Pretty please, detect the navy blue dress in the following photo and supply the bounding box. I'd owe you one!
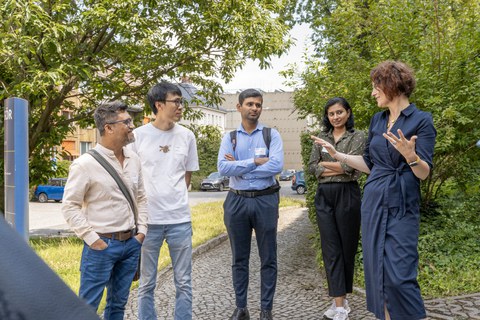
[362,104,436,320]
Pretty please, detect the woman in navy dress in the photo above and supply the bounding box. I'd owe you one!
[312,61,436,320]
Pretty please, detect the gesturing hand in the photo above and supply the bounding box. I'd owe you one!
[310,135,337,157]
[383,129,417,160]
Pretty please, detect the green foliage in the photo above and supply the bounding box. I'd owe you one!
[186,124,222,190]
[417,190,480,296]
[54,160,71,178]
[300,131,318,226]
[0,0,295,210]
[292,0,480,207]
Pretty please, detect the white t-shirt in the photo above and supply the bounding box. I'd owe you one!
[129,123,199,225]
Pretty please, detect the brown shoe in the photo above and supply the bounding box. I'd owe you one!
[230,307,250,320]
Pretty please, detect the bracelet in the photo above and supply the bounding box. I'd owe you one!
[408,155,421,167]
[340,154,348,165]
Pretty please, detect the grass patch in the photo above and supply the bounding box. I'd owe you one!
[31,196,304,314]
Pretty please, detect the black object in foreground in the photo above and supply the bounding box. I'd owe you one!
[0,217,100,320]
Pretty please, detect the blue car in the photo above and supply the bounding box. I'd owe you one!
[34,178,67,203]
[291,171,306,195]
[279,169,296,181]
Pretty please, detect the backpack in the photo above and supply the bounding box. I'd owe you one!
[230,127,272,153]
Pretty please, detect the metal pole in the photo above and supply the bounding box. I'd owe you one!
[4,97,29,240]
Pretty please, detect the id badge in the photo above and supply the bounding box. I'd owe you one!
[255,147,267,158]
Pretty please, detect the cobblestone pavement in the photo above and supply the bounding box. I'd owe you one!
[124,207,480,319]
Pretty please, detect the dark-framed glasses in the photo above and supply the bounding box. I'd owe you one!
[164,99,185,108]
[106,118,133,126]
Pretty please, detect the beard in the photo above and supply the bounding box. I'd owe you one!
[124,132,135,145]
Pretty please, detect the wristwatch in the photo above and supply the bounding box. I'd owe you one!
[408,155,421,167]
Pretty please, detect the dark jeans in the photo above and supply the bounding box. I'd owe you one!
[314,182,361,297]
[223,190,279,311]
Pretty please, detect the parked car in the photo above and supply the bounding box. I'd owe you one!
[279,169,296,181]
[200,172,229,192]
[34,178,67,203]
[291,171,306,195]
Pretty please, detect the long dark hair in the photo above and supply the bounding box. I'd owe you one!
[322,97,355,132]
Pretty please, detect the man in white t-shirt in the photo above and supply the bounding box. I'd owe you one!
[130,82,199,320]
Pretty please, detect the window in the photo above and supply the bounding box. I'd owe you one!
[80,141,92,155]
[62,111,73,120]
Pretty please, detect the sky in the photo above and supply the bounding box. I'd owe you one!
[218,24,313,92]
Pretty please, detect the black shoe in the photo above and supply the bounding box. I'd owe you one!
[230,307,250,320]
[259,310,273,320]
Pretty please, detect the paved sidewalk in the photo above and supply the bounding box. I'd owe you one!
[124,207,480,319]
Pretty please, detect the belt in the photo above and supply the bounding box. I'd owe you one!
[230,185,280,198]
[97,230,134,241]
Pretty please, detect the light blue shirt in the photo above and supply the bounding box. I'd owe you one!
[217,123,284,191]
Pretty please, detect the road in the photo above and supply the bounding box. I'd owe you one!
[28,180,304,236]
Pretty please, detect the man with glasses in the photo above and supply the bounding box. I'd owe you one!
[129,81,199,320]
[62,101,148,319]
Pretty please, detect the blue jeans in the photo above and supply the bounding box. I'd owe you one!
[79,236,141,320]
[137,222,192,320]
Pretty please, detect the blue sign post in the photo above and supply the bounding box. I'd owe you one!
[4,97,29,240]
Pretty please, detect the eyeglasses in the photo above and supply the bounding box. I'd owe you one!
[106,118,133,126]
[164,99,185,108]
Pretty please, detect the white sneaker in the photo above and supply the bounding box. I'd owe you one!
[323,299,351,319]
[333,310,349,320]
[323,300,337,319]
[343,299,351,314]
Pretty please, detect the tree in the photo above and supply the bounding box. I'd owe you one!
[187,124,223,190]
[0,0,295,211]
[291,0,480,207]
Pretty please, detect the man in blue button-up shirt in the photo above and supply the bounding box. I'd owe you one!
[218,89,284,320]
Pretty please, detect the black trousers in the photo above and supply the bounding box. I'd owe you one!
[223,190,279,310]
[314,181,361,297]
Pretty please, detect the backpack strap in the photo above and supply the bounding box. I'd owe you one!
[262,127,271,150]
[230,127,272,152]
[230,130,237,152]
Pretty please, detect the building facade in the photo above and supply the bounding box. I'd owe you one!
[177,79,227,132]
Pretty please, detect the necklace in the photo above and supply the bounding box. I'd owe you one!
[387,117,398,129]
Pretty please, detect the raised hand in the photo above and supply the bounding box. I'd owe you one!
[382,129,417,161]
[310,135,337,157]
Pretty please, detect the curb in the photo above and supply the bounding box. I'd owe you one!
[193,233,229,259]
